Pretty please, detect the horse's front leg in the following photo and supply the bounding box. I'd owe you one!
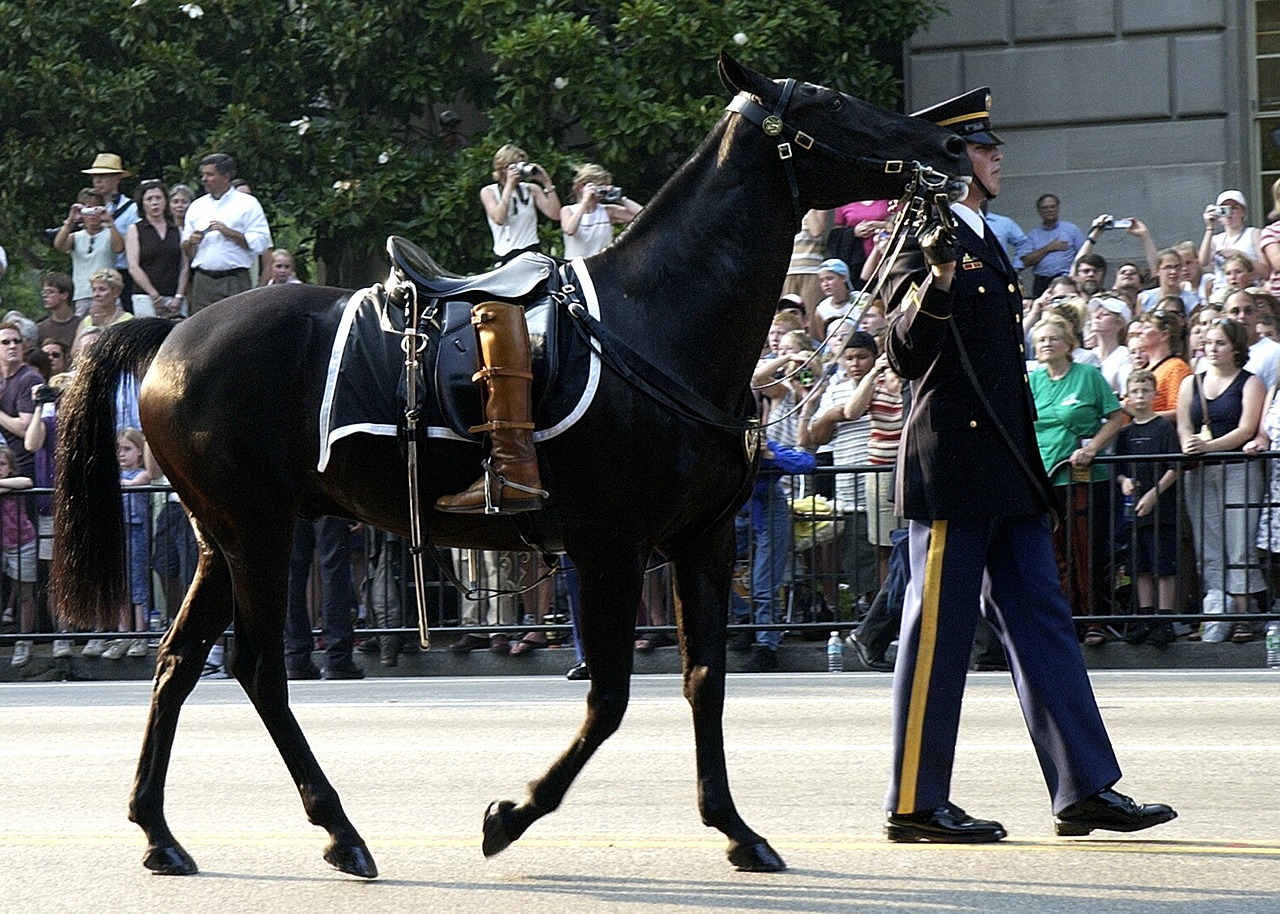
[673,520,786,872]
[483,545,644,858]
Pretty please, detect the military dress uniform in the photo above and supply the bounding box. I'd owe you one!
[879,88,1136,830]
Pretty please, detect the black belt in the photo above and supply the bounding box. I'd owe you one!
[195,267,249,279]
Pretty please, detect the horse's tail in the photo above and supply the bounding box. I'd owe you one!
[53,318,177,630]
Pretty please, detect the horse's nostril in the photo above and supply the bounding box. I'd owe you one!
[945,135,967,156]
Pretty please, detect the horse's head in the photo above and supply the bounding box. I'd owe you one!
[718,53,971,211]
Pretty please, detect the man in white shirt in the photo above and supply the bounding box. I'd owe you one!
[182,153,272,312]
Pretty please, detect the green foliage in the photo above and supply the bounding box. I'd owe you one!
[0,0,943,290]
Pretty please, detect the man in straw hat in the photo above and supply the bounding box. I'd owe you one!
[81,153,139,299]
[877,87,1176,845]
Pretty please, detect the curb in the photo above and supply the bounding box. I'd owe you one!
[0,639,1273,683]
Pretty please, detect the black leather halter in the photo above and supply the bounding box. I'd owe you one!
[726,79,915,221]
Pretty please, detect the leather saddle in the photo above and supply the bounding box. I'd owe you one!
[384,236,577,442]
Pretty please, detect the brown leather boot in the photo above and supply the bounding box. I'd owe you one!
[436,302,548,514]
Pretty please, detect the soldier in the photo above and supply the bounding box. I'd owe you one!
[879,87,1176,843]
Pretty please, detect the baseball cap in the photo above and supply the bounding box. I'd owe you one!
[1216,190,1247,208]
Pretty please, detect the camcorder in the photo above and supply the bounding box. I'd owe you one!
[1101,217,1133,230]
[33,384,63,405]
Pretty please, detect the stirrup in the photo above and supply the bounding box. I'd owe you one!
[481,458,549,515]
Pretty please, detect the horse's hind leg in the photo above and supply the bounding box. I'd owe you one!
[129,535,233,875]
[482,548,644,858]
[223,523,376,879]
[673,523,785,871]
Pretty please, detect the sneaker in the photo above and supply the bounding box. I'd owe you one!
[200,662,229,680]
[728,629,755,654]
[102,639,130,660]
[565,661,589,681]
[742,645,779,673]
[127,638,149,658]
[81,639,107,657]
[51,640,73,659]
[11,640,32,668]
[1083,625,1107,647]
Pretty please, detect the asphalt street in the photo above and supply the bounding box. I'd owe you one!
[0,671,1277,914]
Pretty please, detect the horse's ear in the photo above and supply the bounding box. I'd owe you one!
[719,52,776,102]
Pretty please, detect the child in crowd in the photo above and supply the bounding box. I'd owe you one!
[1115,370,1181,645]
[264,249,302,285]
[0,446,37,667]
[108,427,152,660]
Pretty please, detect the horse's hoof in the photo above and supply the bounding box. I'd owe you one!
[323,840,378,879]
[143,843,199,876]
[727,840,787,872]
[482,800,518,858]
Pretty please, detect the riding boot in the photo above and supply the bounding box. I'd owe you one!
[436,302,548,514]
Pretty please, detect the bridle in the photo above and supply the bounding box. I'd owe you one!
[726,79,959,222]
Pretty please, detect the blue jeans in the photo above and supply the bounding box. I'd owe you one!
[733,485,793,650]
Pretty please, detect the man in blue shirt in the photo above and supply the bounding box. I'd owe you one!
[1024,194,1086,296]
[982,206,1032,273]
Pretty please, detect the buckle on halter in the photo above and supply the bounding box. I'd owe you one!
[778,142,793,160]
[794,131,813,150]
[762,115,784,136]
[884,160,904,174]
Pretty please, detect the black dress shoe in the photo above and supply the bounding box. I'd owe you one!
[886,802,1007,843]
[741,646,779,673]
[322,660,365,680]
[1054,788,1177,836]
[286,661,322,680]
[565,661,589,681]
[849,630,893,672]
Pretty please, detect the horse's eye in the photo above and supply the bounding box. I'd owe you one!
[826,96,843,111]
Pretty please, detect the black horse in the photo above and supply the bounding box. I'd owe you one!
[53,55,968,878]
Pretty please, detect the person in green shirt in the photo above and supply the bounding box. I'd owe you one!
[1029,314,1127,639]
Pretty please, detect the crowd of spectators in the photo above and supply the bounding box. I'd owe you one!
[8,143,1280,674]
[746,183,1280,669]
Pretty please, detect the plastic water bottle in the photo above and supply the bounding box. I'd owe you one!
[1266,621,1280,669]
[1123,493,1134,522]
[826,631,843,673]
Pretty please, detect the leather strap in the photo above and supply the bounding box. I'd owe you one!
[566,301,752,433]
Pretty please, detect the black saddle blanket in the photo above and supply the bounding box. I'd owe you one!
[318,261,602,471]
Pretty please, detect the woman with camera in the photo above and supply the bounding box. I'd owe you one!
[52,189,123,315]
[1199,191,1263,302]
[481,144,561,267]
[559,162,642,259]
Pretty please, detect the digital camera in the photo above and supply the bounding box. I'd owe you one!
[1210,205,1231,218]
[518,163,539,179]
[599,186,624,204]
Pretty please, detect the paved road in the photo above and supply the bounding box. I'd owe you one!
[1,671,1277,914]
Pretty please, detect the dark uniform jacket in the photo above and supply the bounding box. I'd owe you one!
[883,210,1054,521]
